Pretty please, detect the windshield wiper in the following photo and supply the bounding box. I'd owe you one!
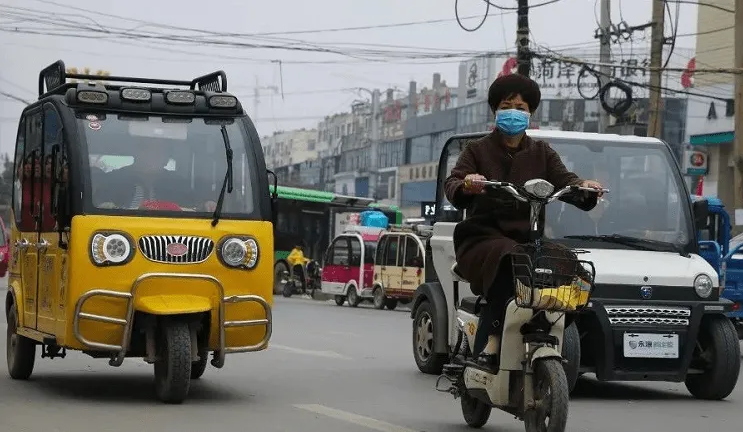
[563,234,687,256]
[211,124,234,227]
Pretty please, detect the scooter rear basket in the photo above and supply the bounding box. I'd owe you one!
[509,242,596,312]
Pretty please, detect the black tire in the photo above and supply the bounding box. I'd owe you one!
[373,286,386,310]
[347,287,361,308]
[273,262,289,295]
[561,321,581,394]
[412,300,448,374]
[154,321,192,404]
[385,299,398,310]
[282,282,294,298]
[685,315,741,400]
[524,359,569,432]
[6,307,35,380]
[334,295,346,306]
[190,349,208,380]
[461,391,492,428]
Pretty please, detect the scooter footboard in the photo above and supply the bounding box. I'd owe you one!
[463,366,511,406]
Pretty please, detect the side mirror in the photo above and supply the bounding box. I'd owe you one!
[267,169,278,221]
[692,199,709,230]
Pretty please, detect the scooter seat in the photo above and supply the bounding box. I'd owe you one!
[460,296,486,315]
[450,263,469,283]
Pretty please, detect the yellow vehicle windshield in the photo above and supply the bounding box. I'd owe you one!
[80,114,262,219]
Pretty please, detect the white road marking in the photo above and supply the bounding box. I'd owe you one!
[270,344,352,360]
[294,404,416,432]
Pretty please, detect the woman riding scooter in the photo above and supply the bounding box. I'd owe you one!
[444,73,604,367]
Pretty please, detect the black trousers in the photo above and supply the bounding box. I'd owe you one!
[472,258,514,356]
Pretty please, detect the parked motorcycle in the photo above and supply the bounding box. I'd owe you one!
[281,259,321,299]
[435,178,606,431]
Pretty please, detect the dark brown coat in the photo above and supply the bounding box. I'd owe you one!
[444,130,596,296]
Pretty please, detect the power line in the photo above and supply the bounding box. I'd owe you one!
[483,0,564,10]
[676,24,734,37]
[664,0,734,14]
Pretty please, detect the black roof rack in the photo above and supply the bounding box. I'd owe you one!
[37,60,228,99]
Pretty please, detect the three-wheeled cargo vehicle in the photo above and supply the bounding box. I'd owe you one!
[5,61,274,403]
[412,130,740,403]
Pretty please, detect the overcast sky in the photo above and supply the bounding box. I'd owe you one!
[0,0,698,156]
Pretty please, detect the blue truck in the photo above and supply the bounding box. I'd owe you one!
[692,195,743,338]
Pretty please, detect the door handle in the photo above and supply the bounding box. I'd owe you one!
[15,238,30,250]
[36,239,50,253]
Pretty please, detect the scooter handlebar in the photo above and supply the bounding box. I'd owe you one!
[467,178,609,203]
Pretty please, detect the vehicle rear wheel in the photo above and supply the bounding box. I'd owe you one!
[373,287,386,310]
[6,307,35,380]
[154,321,192,404]
[412,300,447,374]
[524,358,569,432]
[461,391,491,428]
[347,287,361,307]
[274,262,289,295]
[561,321,581,394]
[190,348,208,380]
[685,315,741,400]
[334,295,345,306]
[282,282,294,298]
[385,299,398,310]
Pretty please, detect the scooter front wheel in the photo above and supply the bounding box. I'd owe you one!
[524,359,569,432]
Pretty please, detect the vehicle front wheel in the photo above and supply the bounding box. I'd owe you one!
[190,348,208,380]
[461,391,491,428]
[385,299,398,310]
[562,321,581,394]
[154,321,192,404]
[412,300,447,374]
[347,287,361,307]
[6,307,36,380]
[685,315,741,400]
[373,287,386,310]
[524,359,569,432]
[334,295,346,306]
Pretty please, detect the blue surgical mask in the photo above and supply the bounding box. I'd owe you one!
[495,109,530,136]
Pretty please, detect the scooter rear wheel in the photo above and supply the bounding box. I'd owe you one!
[524,359,569,432]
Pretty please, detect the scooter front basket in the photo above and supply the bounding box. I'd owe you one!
[509,243,596,312]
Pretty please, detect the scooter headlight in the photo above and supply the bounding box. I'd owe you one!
[694,274,714,298]
[523,179,555,198]
[218,236,259,269]
[90,232,134,266]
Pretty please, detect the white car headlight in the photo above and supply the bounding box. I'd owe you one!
[694,274,714,298]
[219,236,259,269]
[90,232,133,265]
[524,178,555,198]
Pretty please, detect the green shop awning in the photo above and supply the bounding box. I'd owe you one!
[689,131,734,146]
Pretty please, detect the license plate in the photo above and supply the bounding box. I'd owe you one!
[623,332,679,359]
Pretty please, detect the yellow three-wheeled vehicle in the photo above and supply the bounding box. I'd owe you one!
[5,60,275,403]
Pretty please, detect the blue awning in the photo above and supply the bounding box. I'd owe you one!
[689,131,734,146]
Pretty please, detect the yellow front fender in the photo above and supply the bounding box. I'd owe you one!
[135,294,213,315]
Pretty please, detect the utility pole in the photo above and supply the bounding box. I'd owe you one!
[368,89,381,200]
[647,0,666,139]
[733,0,743,221]
[516,0,531,76]
[597,0,611,133]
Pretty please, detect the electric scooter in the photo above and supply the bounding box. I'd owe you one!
[435,178,606,431]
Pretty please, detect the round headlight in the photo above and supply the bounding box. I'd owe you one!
[221,238,247,266]
[91,233,132,265]
[694,274,714,298]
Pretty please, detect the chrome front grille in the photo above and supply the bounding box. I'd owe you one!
[138,235,214,264]
[605,305,691,327]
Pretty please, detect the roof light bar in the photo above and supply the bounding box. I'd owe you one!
[121,88,151,102]
[165,90,195,105]
[77,90,108,104]
[209,95,237,108]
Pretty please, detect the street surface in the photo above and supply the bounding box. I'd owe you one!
[1,279,742,431]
